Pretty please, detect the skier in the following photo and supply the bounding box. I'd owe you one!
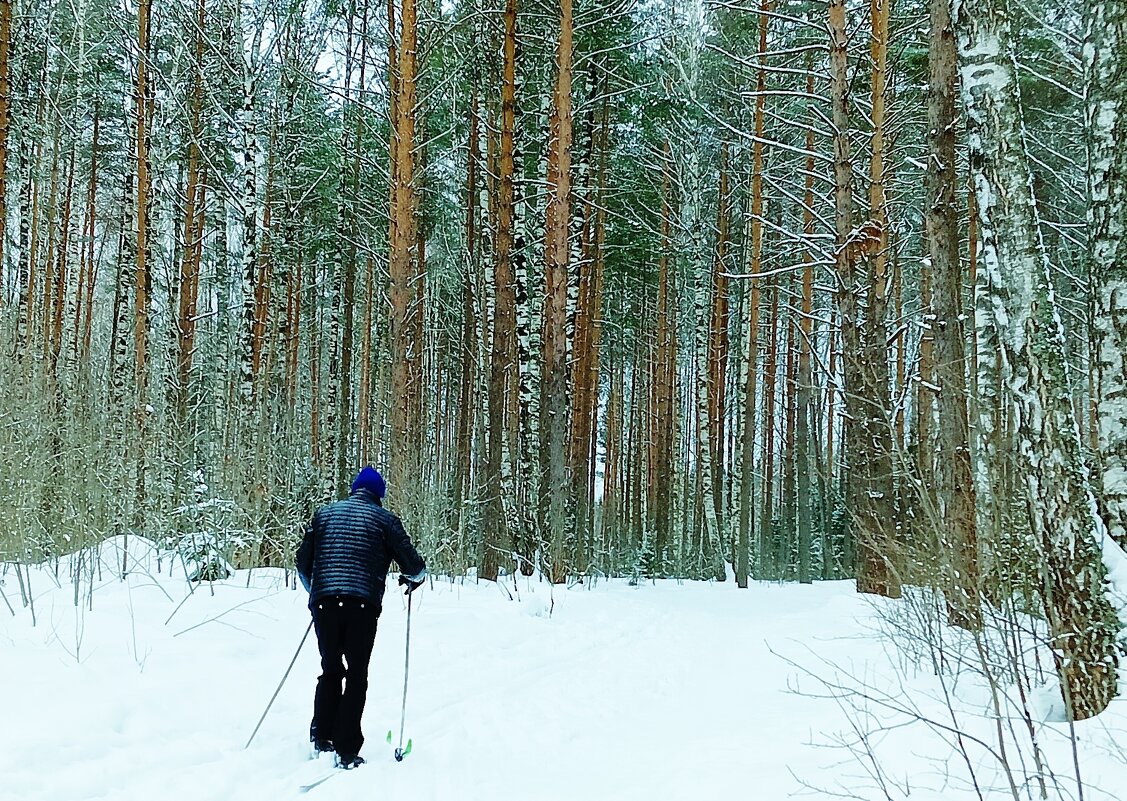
[296,466,427,769]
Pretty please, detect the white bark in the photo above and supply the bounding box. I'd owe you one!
[1087,0,1127,549]
[956,0,1125,718]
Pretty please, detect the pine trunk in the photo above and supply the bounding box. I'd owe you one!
[451,92,480,532]
[928,0,980,627]
[176,6,206,452]
[78,106,99,368]
[797,89,815,584]
[830,0,899,597]
[540,0,573,582]
[390,0,421,487]
[737,0,769,584]
[133,0,153,532]
[653,143,676,566]
[708,149,731,542]
[484,4,520,579]
[759,281,777,577]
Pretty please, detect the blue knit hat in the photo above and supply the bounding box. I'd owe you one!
[351,466,386,498]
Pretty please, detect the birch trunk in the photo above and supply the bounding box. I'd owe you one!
[0,0,9,295]
[956,0,1123,719]
[1087,0,1127,550]
[237,11,260,406]
[689,159,723,580]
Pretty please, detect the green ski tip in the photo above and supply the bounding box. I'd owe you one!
[387,730,393,744]
[404,740,412,756]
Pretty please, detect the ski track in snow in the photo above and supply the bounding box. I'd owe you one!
[3,539,1127,801]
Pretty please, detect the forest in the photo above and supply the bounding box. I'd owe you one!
[1,0,1126,740]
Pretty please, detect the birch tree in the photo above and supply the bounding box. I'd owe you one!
[0,0,9,293]
[1088,0,1127,551]
[955,0,1124,719]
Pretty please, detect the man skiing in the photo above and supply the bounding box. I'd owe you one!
[296,466,427,769]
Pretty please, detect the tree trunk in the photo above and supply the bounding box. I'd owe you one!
[176,4,206,458]
[81,122,99,369]
[540,0,573,582]
[484,0,520,579]
[708,147,731,543]
[928,0,980,628]
[586,89,610,567]
[0,0,10,299]
[917,261,935,498]
[19,92,45,352]
[797,84,815,584]
[133,0,153,532]
[49,146,75,376]
[39,129,60,360]
[652,142,676,567]
[956,0,1123,719]
[390,0,422,488]
[603,343,623,548]
[236,12,260,407]
[451,91,480,537]
[1087,0,1127,550]
[737,0,768,584]
[830,0,899,597]
[759,279,777,577]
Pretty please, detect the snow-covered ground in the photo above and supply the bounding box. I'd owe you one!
[2,539,1126,801]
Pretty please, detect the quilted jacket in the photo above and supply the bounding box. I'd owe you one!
[296,489,426,609]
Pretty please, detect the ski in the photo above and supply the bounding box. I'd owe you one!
[299,772,338,793]
[299,756,364,792]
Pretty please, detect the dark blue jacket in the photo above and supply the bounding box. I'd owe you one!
[295,489,426,610]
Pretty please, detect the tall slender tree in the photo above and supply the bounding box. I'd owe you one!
[390,0,423,487]
[737,0,770,587]
[830,0,899,598]
[927,0,980,627]
[132,0,154,534]
[541,0,574,581]
[483,0,520,581]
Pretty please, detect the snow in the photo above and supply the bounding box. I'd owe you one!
[1099,528,1127,648]
[3,540,1127,801]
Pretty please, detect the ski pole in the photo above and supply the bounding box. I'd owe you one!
[245,618,314,750]
[394,591,413,761]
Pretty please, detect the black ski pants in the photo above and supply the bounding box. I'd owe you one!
[310,596,379,757]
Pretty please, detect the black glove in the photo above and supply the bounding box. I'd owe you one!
[398,574,424,595]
